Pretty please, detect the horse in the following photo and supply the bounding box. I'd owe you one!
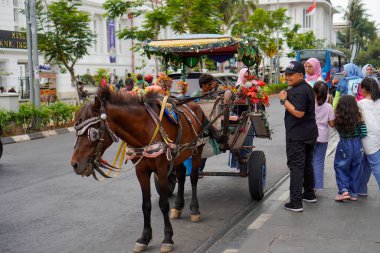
[70,85,210,253]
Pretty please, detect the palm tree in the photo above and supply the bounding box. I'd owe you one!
[343,0,378,61]
[220,0,257,34]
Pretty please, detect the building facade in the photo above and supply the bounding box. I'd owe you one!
[257,0,340,67]
[0,0,167,100]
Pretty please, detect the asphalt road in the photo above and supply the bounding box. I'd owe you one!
[0,97,288,253]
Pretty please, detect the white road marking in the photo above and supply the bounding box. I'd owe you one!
[247,213,272,230]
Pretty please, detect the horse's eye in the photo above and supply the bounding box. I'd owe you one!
[88,127,100,142]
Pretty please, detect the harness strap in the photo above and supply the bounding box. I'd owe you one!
[182,104,202,127]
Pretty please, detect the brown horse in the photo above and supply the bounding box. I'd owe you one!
[70,85,208,253]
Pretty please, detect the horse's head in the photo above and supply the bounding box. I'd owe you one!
[70,90,118,178]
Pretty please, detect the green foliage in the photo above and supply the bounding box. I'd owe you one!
[338,0,379,61]
[49,102,77,126]
[103,0,142,19]
[93,68,110,85]
[285,24,324,58]
[355,38,380,67]
[0,102,78,136]
[35,0,95,82]
[81,74,95,85]
[234,8,290,58]
[262,83,288,95]
[105,0,224,43]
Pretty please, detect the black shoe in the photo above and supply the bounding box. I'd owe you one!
[284,202,303,212]
[302,193,317,203]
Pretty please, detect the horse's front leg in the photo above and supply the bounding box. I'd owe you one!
[134,168,153,253]
[157,162,174,253]
[189,153,202,222]
[170,163,187,219]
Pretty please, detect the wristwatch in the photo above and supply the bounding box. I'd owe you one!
[280,99,287,105]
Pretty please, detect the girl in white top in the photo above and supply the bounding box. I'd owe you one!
[358,78,380,195]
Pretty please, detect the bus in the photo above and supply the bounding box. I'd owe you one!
[296,49,348,87]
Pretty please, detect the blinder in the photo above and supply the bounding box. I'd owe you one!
[88,127,100,142]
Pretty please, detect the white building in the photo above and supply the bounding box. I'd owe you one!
[0,0,167,100]
[257,0,340,67]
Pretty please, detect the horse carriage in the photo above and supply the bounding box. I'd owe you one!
[70,34,271,253]
[143,34,271,200]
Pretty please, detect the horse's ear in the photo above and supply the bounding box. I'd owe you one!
[97,85,111,100]
[94,96,101,110]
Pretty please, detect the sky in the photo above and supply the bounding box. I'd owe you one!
[331,0,380,27]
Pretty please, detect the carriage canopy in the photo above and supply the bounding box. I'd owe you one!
[142,34,261,68]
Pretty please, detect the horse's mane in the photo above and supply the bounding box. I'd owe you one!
[75,102,97,122]
[97,85,158,107]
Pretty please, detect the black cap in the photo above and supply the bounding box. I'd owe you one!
[285,61,305,76]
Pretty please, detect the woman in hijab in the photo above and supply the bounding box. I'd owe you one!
[362,64,380,87]
[236,68,250,88]
[333,63,364,109]
[304,58,324,86]
[228,67,254,176]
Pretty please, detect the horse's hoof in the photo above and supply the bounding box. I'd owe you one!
[170,208,181,219]
[190,214,201,222]
[160,243,174,253]
[133,242,148,253]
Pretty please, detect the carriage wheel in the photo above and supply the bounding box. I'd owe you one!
[248,151,266,200]
[154,170,177,197]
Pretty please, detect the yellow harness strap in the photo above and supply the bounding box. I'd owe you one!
[149,95,172,145]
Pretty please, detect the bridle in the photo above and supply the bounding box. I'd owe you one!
[73,100,119,167]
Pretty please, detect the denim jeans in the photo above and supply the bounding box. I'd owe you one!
[312,142,328,190]
[228,126,254,169]
[359,149,380,194]
[334,138,363,197]
[286,138,316,206]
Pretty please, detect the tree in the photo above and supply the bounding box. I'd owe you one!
[33,0,95,84]
[339,0,378,61]
[233,8,290,81]
[355,38,380,67]
[285,24,324,58]
[219,0,257,34]
[105,0,224,42]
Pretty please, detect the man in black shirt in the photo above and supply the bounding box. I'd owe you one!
[278,61,318,212]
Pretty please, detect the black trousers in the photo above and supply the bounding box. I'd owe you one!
[286,138,317,206]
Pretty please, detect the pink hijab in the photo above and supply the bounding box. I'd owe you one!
[237,68,249,86]
[305,58,323,83]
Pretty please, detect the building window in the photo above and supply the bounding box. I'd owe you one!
[13,8,18,22]
[303,9,312,29]
[93,19,97,53]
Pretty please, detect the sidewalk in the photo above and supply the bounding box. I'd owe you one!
[206,139,380,253]
[1,127,75,144]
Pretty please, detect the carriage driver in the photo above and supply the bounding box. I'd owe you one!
[191,73,218,98]
[191,73,222,176]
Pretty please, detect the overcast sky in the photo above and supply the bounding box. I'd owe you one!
[331,0,380,27]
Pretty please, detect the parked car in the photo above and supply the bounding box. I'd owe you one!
[168,72,238,96]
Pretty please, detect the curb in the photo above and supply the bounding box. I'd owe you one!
[194,172,290,253]
[1,127,75,145]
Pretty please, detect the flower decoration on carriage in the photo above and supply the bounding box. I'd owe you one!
[154,74,173,96]
[132,86,147,97]
[176,81,189,95]
[240,75,269,107]
[221,85,238,94]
